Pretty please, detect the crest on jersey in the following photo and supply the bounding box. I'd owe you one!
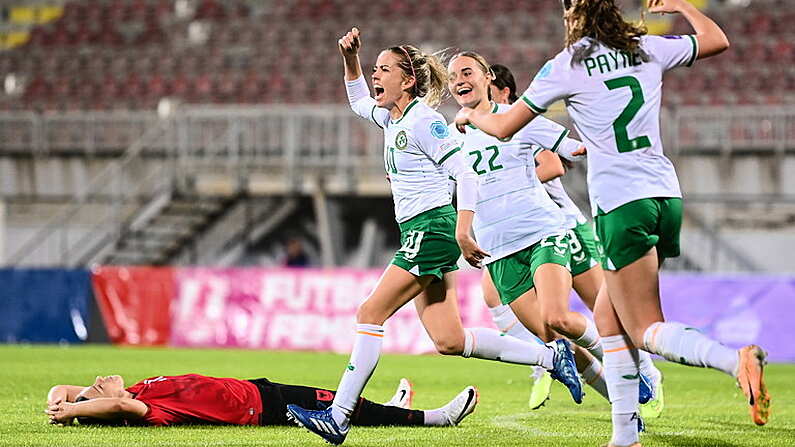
[430,121,449,139]
[395,130,408,150]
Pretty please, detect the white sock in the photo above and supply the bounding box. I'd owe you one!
[330,324,384,426]
[489,304,545,344]
[637,349,661,383]
[462,328,554,369]
[581,356,610,401]
[643,321,739,377]
[422,408,449,426]
[574,315,603,360]
[603,334,640,447]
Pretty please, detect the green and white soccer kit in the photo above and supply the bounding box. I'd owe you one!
[346,76,478,279]
[538,169,604,277]
[522,35,698,270]
[449,103,572,305]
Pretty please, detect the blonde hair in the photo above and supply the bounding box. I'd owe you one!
[388,45,449,108]
[448,50,495,100]
[564,0,648,64]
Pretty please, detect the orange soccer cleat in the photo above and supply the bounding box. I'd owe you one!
[736,345,771,426]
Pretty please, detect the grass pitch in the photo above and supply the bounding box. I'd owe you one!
[2,345,793,446]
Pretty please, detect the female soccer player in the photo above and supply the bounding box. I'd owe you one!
[447,51,646,411]
[445,49,603,388]
[484,63,665,418]
[455,0,768,445]
[45,375,476,428]
[286,28,582,445]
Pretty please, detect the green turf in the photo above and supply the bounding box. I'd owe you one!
[2,345,793,446]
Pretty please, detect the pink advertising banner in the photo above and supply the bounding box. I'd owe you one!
[170,268,795,361]
[170,268,495,354]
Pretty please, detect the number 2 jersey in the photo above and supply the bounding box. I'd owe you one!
[448,103,570,264]
[125,374,262,426]
[522,35,699,214]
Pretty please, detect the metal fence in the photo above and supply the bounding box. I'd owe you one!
[2,104,793,269]
[2,105,794,159]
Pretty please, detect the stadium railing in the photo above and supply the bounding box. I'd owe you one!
[2,105,793,269]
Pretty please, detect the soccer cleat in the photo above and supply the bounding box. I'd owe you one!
[439,386,479,426]
[638,373,654,404]
[736,345,771,426]
[528,370,553,410]
[286,405,349,445]
[548,339,584,404]
[384,378,414,409]
[640,372,665,419]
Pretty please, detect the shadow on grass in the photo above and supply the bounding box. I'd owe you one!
[647,433,741,447]
[711,420,795,437]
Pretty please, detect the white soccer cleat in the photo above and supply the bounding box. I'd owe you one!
[384,378,414,409]
[440,386,479,426]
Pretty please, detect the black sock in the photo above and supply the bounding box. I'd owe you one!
[350,398,425,427]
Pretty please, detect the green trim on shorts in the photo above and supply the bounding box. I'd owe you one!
[391,204,460,280]
[595,197,682,271]
[568,221,604,277]
[487,234,572,305]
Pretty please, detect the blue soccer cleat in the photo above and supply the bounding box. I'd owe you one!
[638,373,654,404]
[286,405,349,445]
[548,339,584,404]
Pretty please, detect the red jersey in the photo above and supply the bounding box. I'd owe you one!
[125,374,263,426]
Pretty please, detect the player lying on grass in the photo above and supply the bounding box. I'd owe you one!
[45,374,477,428]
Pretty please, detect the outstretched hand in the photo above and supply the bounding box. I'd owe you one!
[338,27,361,58]
[648,0,685,14]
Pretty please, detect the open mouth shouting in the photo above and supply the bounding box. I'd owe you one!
[374,84,385,101]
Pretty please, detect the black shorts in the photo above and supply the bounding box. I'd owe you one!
[248,378,336,426]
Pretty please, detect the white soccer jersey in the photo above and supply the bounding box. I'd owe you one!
[449,103,568,264]
[347,77,475,223]
[527,147,588,229]
[521,35,698,215]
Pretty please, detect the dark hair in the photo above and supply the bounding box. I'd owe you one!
[489,64,518,104]
[564,0,649,65]
[387,45,448,108]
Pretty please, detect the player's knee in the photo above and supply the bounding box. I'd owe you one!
[545,313,574,335]
[431,334,464,356]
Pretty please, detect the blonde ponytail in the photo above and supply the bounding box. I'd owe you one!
[388,45,450,109]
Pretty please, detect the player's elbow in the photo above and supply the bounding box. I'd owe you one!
[493,127,513,141]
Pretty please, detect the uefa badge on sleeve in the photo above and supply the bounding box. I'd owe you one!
[396,130,408,150]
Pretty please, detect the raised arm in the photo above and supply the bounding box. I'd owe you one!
[339,27,363,81]
[339,27,390,127]
[455,101,537,141]
[47,385,88,405]
[46,397,148,425]
[649,0,729,59]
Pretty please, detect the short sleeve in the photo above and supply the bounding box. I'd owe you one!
[643,34,698,71]
[415,117,462,165]
[515,115,570,152]
[520,55,571,114]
